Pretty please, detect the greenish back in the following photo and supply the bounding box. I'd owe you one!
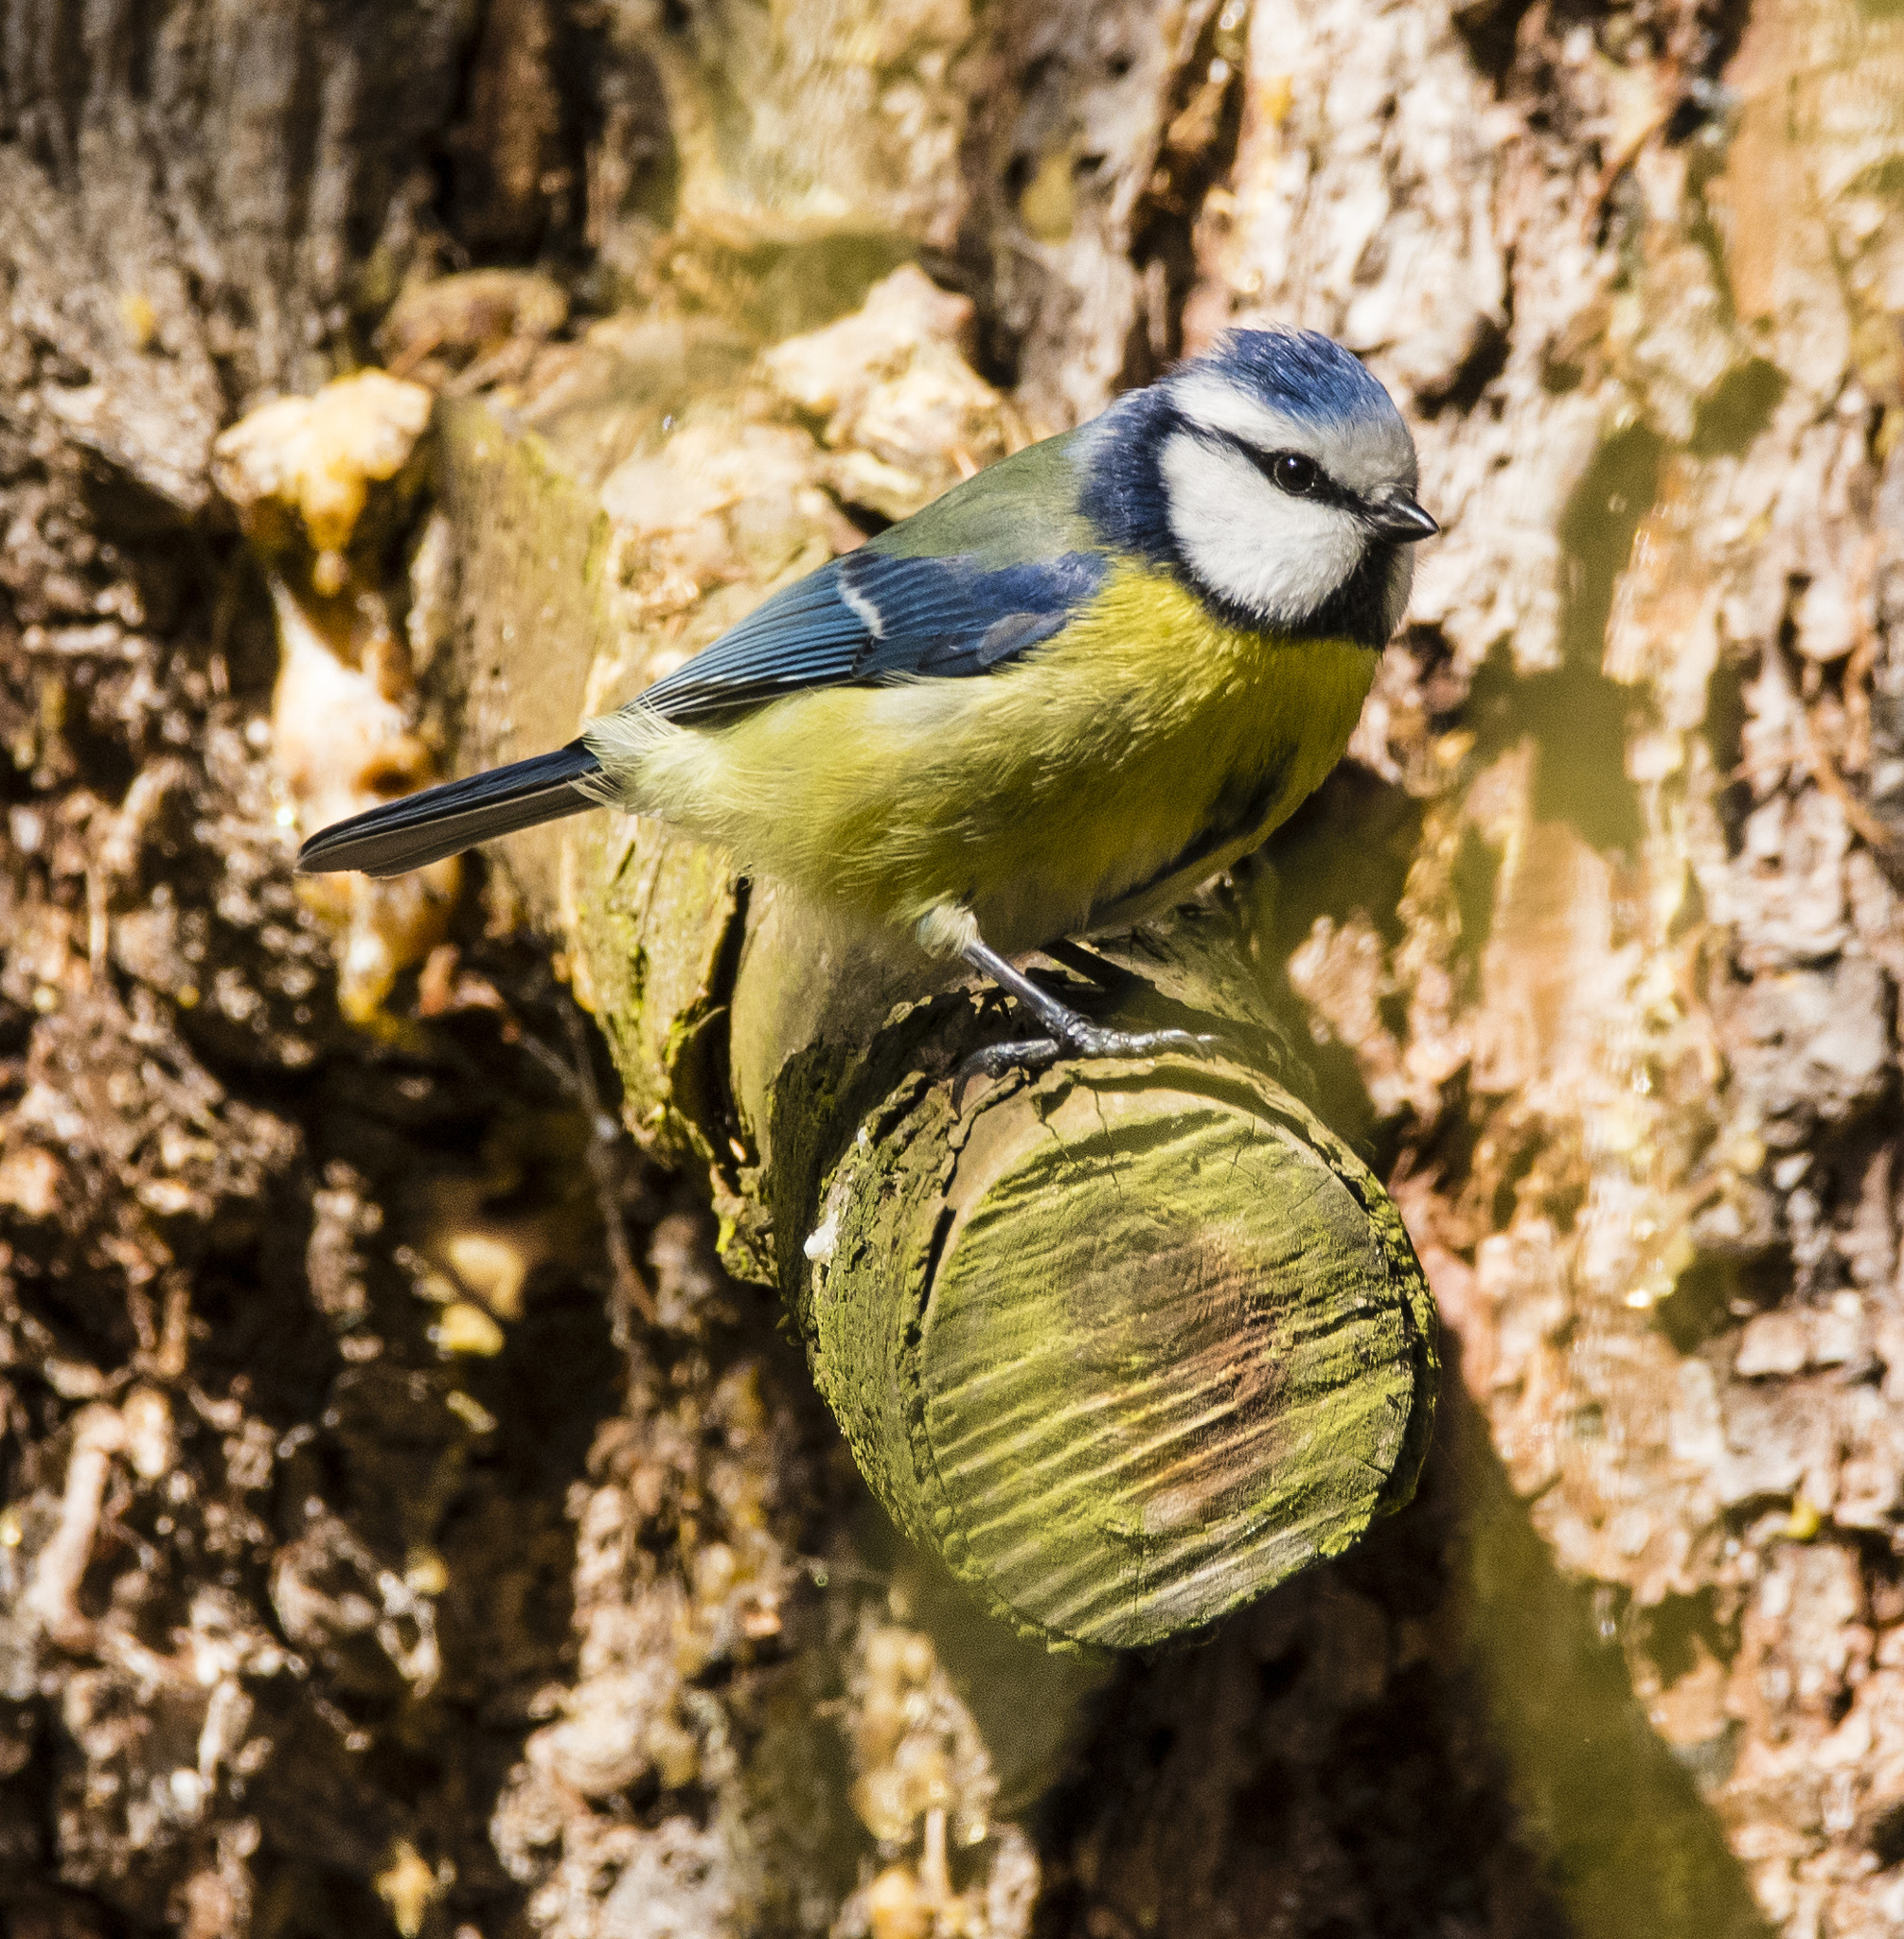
[868,428,1098,566]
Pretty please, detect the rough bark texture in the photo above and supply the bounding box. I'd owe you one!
[3,3,1903,1939]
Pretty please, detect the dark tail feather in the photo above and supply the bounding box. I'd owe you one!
[297,741,604,878]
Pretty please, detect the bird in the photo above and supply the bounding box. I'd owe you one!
[299,328,1436,1077]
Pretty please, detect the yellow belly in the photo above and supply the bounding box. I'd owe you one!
[613,562,1379,955]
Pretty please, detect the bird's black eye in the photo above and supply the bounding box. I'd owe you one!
[1269,452,1319,495]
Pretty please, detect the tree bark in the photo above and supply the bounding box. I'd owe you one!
[3,0,1902,1935]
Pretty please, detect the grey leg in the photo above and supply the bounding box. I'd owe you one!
[955,935,1210,1093]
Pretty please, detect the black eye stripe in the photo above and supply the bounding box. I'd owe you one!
[1198,426,1362,512]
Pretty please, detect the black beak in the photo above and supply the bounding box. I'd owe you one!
[1368,493,1439,543]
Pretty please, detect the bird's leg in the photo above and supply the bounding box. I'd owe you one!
[955,934,1210,1090]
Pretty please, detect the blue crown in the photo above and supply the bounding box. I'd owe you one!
[1210,329,1397,429]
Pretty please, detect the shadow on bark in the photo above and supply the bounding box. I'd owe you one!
[1030,1354,1768,1939]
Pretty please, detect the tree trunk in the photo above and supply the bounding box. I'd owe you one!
[2,2,1901,1938]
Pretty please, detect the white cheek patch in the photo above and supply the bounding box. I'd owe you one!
[1160,433,1364,624]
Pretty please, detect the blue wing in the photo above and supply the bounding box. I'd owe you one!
[637,545,1109,724]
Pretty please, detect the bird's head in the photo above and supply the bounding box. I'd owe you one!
[1082,329,1435,647]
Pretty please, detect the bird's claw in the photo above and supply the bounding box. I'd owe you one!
[951,1022,1214,1108]
[951,1036,1059,1109]
[1059,1023,1211,1061]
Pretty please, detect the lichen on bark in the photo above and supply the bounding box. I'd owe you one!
[8,0,1904,1933]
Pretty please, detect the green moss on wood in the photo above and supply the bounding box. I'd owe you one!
[799,1033,1436,1649]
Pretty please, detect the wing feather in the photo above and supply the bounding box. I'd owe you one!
[638,549,1107,721]
[633,434,1107,723]
[301,430,1107,876]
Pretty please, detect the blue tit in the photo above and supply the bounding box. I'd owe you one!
[300,328,1436,1073]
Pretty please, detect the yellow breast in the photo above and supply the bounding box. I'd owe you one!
[628,560,1379,954]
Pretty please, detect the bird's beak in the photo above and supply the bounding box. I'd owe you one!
[1368,492,1439,543]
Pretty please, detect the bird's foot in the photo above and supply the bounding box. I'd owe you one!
[947,930,1213,1106]
[952,1016,1212,1106]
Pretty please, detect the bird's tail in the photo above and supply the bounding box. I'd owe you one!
[296,740,604,877]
